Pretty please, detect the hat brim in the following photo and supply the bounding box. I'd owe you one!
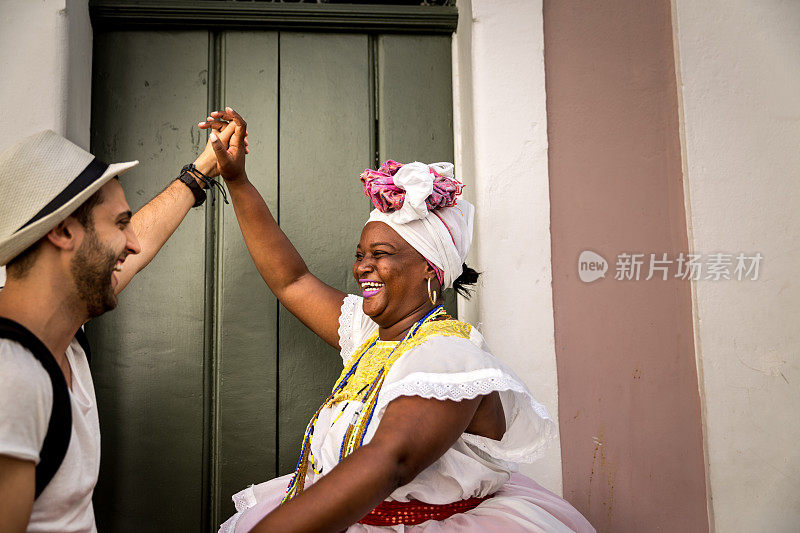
[0,160,139,266]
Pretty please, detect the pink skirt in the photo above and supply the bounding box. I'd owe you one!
[220,473,595,533]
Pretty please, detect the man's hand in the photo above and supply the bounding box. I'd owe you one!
[193,117,248,180]
[199,107,248,182]
[0,455,35,533]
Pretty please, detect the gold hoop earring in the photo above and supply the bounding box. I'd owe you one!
[427,277,437,305]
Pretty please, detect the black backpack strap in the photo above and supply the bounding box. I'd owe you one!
[74,325,91,365]
[0,318,72,499]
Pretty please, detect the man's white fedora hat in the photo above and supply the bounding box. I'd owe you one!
[0,130,138,266]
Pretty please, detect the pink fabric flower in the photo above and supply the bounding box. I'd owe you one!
[360,160,465,214]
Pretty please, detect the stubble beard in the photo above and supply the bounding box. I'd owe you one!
[70,226,119,319]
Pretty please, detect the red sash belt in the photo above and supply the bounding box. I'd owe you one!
[358,494,493,526]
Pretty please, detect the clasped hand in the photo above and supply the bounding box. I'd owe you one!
[197,107,249,182]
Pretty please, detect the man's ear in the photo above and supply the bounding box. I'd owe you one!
[46,217,81,252]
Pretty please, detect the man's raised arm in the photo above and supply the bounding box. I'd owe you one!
[113,120,245,294]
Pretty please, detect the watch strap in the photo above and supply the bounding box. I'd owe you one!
[177,165,207,207]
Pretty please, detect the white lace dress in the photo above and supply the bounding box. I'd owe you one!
[219,295,595,532]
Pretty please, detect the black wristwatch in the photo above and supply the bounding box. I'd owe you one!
[177,164,208,207]
[176,164,229,207]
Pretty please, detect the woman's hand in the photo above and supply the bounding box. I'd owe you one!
[199,106,248,183]
[192,118,246,179]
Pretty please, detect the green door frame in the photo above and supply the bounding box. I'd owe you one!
[89,0,458,34]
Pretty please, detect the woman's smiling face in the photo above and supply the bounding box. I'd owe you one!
[353,221,434,325]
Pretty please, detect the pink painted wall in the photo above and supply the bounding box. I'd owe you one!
[543,0,708,531]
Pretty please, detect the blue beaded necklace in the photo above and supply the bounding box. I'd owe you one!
[283,304,445,502]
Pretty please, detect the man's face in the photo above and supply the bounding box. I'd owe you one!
[70,180,139,318]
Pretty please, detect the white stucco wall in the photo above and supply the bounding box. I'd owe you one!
[0,0,92,151]
[673,1,800,530]
[453,0,563,494]
[0,0,91,285]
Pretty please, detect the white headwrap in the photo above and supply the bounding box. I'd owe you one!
[366,162,474,289]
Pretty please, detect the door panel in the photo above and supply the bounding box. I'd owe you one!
[217,31,280,521]
[89,29,453,531]
[377,35,458,315]
[276,32,373,475]
[89,30,210,532]
[378,35,454,164]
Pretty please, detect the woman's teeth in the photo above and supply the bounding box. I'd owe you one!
[361,281,384,297]
[113,264,122,272]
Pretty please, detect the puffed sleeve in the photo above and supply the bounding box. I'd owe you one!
[0,340,52,463]
[337,294,379,364]
[370,329,557,464]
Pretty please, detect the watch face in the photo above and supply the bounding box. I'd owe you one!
[178,171,206,206]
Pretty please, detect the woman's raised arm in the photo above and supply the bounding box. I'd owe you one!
[202,108,346,348]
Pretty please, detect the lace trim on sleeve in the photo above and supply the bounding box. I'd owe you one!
[337,294,362,363]
[375,368,557,463]
[376,368,543,410]
[218,485,257,533]
[460,415,557,464]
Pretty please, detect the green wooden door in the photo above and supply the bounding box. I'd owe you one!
[89,26,453,531]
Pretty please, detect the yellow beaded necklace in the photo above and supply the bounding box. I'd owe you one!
[283,308,472,502]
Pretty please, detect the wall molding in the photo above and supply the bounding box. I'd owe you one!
[89,1,458,34]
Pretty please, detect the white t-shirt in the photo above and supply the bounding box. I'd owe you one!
[0,335,100,533]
